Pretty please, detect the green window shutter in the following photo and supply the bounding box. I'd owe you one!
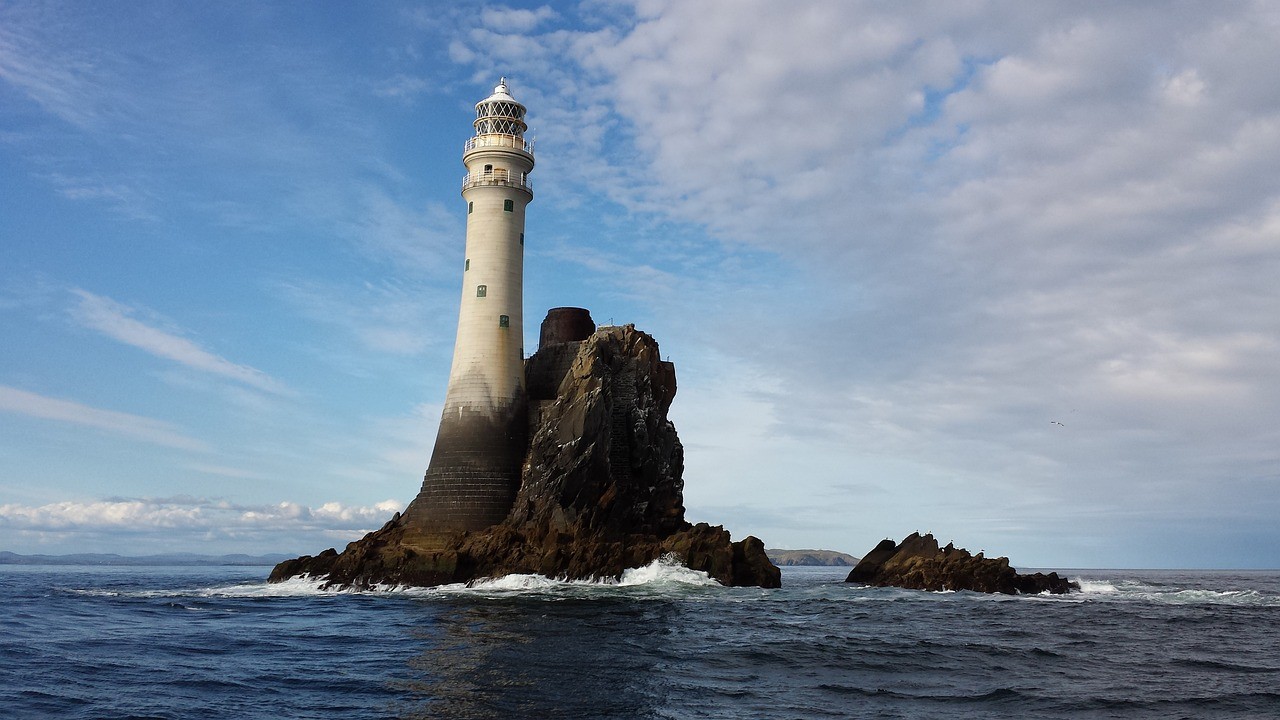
[499,314,510,328]
[504,199,513,212]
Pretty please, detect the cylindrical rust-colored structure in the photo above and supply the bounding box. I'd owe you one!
[539,307,594,348]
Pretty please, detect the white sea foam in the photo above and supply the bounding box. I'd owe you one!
[60,575,333,600]
[840,575,1279,607]
[1076,579,1119,594]
[464,573,572,591]
[200,575,332,597]
[1070,577,1279,606]
[616,553,720,587]
[386,553,721,598]
[205,571,1272,606]
[1159,588,1270,606]
[66,588,122,597]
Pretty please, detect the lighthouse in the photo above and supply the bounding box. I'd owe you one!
[400,79,534,535]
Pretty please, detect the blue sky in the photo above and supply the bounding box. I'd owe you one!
[2,1,1278,568]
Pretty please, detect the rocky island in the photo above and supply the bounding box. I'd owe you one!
[271,314,780,589]
[766,549,861,567]
[269,83,1055,597]
[846,532,1077,594]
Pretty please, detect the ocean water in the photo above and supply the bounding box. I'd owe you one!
[2,560,1278,719]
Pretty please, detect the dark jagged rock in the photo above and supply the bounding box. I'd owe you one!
[271,321,780,590]
[267,547,339,583]
[845,532,1078,595]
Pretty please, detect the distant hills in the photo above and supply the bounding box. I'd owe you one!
[0,551,291,567]
[766,549,860,567]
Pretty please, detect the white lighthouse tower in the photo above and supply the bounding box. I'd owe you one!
[401,78,534,534]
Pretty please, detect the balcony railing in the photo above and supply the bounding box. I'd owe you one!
[464,134,534,154]
[462,169,533,193]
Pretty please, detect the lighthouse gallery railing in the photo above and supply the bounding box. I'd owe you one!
[462,169,533,193]
[464,135,535,153]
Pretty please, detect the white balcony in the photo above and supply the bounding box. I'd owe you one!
[462,169,533,194]
[464,134,535,154]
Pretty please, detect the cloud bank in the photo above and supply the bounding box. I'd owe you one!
[444,0,1280,565]
[0,496,405,555]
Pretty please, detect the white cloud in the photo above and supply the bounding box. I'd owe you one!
[480,5,557,34]
[43,172,158,221]
[186,464,271,480]
[373,73,430,99]
[341,192,463,278]
[440,1,1280,564]
[448,40,476,64]
[0,496,404,538]
[0,10,126,130]
[277,277,444,358]
[68,289,292,396]
[0,385,209,452]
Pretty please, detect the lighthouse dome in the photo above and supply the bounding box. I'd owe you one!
[481,78,517,104]
[473,77,527,137]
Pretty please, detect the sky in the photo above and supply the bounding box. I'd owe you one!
[2,1,1278,568]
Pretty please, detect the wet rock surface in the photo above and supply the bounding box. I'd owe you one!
[270,323,780,589]
[845,532,1078,595]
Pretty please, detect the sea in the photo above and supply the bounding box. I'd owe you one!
[2,559,1278,719]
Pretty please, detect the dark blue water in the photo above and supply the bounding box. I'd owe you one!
[2,560,1278,719]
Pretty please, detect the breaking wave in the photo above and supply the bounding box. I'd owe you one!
[53,563,1278,607]
[130,554,723,600]
[617,553,722,587]
[1072,576,1280,606]
[425,553,721,598]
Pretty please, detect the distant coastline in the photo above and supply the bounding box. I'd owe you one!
[766,549,860,567]
[0,551,291,567]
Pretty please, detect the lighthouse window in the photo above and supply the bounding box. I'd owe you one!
[519,232,524,246]
[484,164,492,173]
[504,199,514,212]
[465,259,470,271]
[499,314,510,328]
[468,201,473,214]
[476,285,487,298]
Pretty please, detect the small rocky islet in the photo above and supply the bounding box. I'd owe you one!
[846,532,1078,595]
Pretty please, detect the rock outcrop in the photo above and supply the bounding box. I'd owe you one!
[845,532,1077,594]
[270,320,780,589]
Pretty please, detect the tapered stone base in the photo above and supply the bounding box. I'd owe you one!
[400,400,526,538]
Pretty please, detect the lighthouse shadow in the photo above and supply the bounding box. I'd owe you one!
[395,596,682,719]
